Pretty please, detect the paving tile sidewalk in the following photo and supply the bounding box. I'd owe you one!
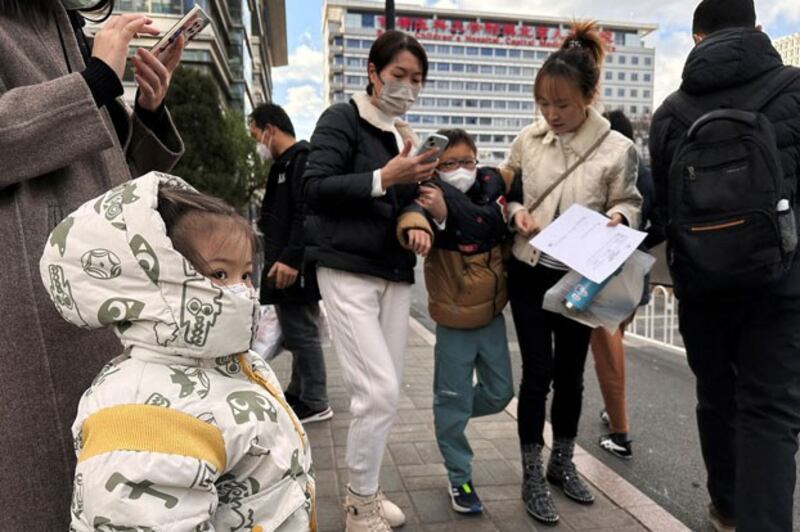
[268,321,686,532]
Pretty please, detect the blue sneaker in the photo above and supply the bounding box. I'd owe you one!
[449,481,483,514]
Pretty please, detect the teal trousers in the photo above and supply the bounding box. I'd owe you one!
[433,314,514,486]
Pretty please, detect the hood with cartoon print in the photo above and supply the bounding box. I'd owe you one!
[39,172,258,360]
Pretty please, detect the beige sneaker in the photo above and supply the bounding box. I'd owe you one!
[376,489,406,527]
[345,486,391,532]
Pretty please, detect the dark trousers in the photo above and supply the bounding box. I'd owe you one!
[276,301,329,411]
[508,259,593,446]
[680,294,800,532]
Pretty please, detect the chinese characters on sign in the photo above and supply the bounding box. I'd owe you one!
[376,16,615,49]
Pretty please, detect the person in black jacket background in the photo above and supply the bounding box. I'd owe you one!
[249,103,331,424]
[649,1,800,530]
[302,30,439,532]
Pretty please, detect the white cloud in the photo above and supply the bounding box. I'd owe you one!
[280,84,326,141]
[272,44,324,84]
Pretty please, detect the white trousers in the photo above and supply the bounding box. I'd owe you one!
[316,266,411,494]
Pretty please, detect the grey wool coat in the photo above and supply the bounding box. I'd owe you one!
[0,6,184,530]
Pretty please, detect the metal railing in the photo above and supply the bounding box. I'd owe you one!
[627,285,686,353]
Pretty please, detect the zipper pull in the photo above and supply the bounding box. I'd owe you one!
[687,166,696,181]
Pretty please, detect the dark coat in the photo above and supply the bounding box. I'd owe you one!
[0,7,183,530]
[398,168,511,328]
[303,99,420,283]
[649,28,800,298]
[258,140,320,304]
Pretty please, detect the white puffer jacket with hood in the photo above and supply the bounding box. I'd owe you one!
[39,172,315,532]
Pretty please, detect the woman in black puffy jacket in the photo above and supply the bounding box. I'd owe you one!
[302,29,438,532]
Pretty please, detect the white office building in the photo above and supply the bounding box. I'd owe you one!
[323,0,657,164]
[775,33,800,67]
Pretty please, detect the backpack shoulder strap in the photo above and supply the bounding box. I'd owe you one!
[663,90,707,128]
[742,67,800,112]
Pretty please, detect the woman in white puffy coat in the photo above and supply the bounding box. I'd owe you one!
[40,172,315,532]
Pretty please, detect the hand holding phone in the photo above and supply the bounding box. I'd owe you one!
[380,140,440,188]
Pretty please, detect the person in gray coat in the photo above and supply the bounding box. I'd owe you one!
[0,1,184,529]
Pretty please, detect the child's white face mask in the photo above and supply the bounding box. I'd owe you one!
[439,167,477,193]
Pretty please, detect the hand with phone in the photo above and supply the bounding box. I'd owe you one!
[92,13,160,80]
[380,140,439,189]
[131,34,185,111]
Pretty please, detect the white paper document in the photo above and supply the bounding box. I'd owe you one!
[530,204,647,284]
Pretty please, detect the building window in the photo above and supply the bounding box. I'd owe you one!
[437,44,451,54]
[618,72,626,81]
[451,98,464,107]
[493,83,507,92]
[510,66,521,76]
[644,73,652,82]
[495,100,507,109]
[422,115,436,124]
[362,13,375,28]
[521,101,533,110]
[406,114,420,123]
[467,47,479,56]
[453,46,465,54]
[496,66,507,75]
[466,99,479,108]
[630,105,638,114]
[346,38,359,48]
[361,40,372,49]
[480,100,492,108]
[605,71,613,80]
[510,49,521,58]
[523,50,535,60]
[644,89,651,98]
[522,67,535,78]
[631,73,639,82]
[605,88,613,97]
[451,81,465,90]
[437,116,450,124]
[619,55,627,64]
[479,134,491,142]
[631,89,638,97]
[452,116,464,124]
[479,117,491,125]
[631,56,639,65]
[436,80,449,90]
[481,47,493,57]
[521,84,533,93]
[452,63,465,72]
[606,55,613,63]
[345,75,360,86]
[334,36,343,47]
[437,63,450,72]
[436,98,449,107]
[481,65,493,74]
[645,57,653,66]
[480,82,492,91]
[334,55,343,65]
[508,100,521,110]
[509,83,521,93]
[466,117,478,125]
[617,88,625,97]
[495,48,508,57]
[536,51,549,60]
[466,82,478,91]
[493,135,505,143]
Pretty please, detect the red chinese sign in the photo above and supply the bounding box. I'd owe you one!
[376,16,616,49]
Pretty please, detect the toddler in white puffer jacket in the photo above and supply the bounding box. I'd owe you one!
[40,172,315,532]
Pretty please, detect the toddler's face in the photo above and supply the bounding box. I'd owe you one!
[187,224,254,288]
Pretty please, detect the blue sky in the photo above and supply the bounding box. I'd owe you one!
[273,0,800,140]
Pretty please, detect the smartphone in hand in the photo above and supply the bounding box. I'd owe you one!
[414,133,449,164]
[151,5,211,59]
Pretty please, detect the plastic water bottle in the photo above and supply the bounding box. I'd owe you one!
[564,275,612,312]
[777,199,797,253]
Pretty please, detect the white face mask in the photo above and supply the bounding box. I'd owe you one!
[375,78,420,116]
[256,130,272,162]
[61,0,102,9]
[221,282,259,349]
[438,167,477,194]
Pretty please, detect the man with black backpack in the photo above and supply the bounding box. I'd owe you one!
[649,1,800,531]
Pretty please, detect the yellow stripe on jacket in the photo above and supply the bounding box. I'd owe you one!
[79,404,227,471]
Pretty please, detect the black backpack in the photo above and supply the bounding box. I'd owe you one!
[663,68,800,298]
